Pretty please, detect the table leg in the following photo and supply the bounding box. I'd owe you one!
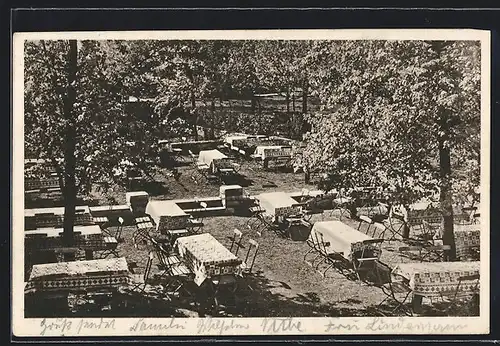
[412,294,423,314]
[85,250,94,260]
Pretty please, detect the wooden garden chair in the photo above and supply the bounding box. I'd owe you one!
[245,204,264,230]
[129,251,154,293]
[241,239,259,274]
[187,216,204,234]
[352,238,384,285]
[150,238,194,299]
[304,231,342,278]
[398,244,451,263]
[188,149,198,164]
[96,236,120,259]
[357,215,373,234]
[375,273,413,316]
[132,221,154,249]
[438,273,480,315]
[229,228,243,255]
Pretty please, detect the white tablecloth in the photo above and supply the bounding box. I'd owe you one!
[175,233,242,286]
[256,191,301,218]
[392,261,480,297]
[309,220,379,260]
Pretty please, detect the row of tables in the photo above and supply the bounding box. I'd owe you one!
[24,187,482,315]
[25,233,243,297]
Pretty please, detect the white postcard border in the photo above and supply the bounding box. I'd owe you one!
[12,29,491,337]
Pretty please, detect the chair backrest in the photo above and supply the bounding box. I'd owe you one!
[152,240,171,268]
[144,251,154,282]
[371,222,387,239]
[362,238,384,245]
[243,239,259,273]
[359,215,372,224]
[315,231,330,255]
[451,273,480,299]
[234,228,243,239]
[230,228,243,254]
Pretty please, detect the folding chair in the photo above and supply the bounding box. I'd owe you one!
[245,205,264,230]
[210,274,239,310]
[241,239,259,274]
[150,238,194,299]
[352,239,384,285]
[398,244,451,263]
[187,216,204,234]
[385,205,408,241]
[304,231,341,278]
[330,194,352,221]
[161,264,194,300]
[302,205,323,223]
[376,274,413,316]
[102,216,125,243]
[357,215,373,234]
[259,213,283,238]
[129,251,154,293]
[368,222,388,240]
[188,149,198,164]
[304,230,323,267]
[96,236,120,259]
[438,274,480,315]
[133,222,154,249]
[135,216,152,224]
[229,228,243,255]
[420,220,440,245]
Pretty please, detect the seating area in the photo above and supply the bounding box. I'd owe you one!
[23,160,483,318]
[23,135,482,319]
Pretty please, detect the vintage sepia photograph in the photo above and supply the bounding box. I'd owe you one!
[12,29,490,336]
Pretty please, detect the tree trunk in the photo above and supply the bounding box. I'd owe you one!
[251,94,256,115]
[302,78,308,114]
[62,40,78,261]
[302,78,312,134]
[191,91,198,141]
[439,114,456,261]
[292,90,296,113]
[286,89,290,114]
[209,98,216,140]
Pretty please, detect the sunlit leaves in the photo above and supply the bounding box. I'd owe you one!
[299,40,480,204]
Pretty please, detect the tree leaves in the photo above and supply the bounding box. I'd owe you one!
[298,40,480,205]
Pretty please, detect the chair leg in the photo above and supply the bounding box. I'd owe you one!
[304,247,316,264]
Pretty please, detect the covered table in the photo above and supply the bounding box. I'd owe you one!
[453,224,480,259]
[24,225,117,254]
[174,233,242,286]
[198,149,233,174]
[308,220,381,260]
[146,200,190,234]
[25,206,93,229]
[224,135,249,150]
[25,257,131,294]
[392,261,480,313]
[253,145,291,160]
[256,191,302,219]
